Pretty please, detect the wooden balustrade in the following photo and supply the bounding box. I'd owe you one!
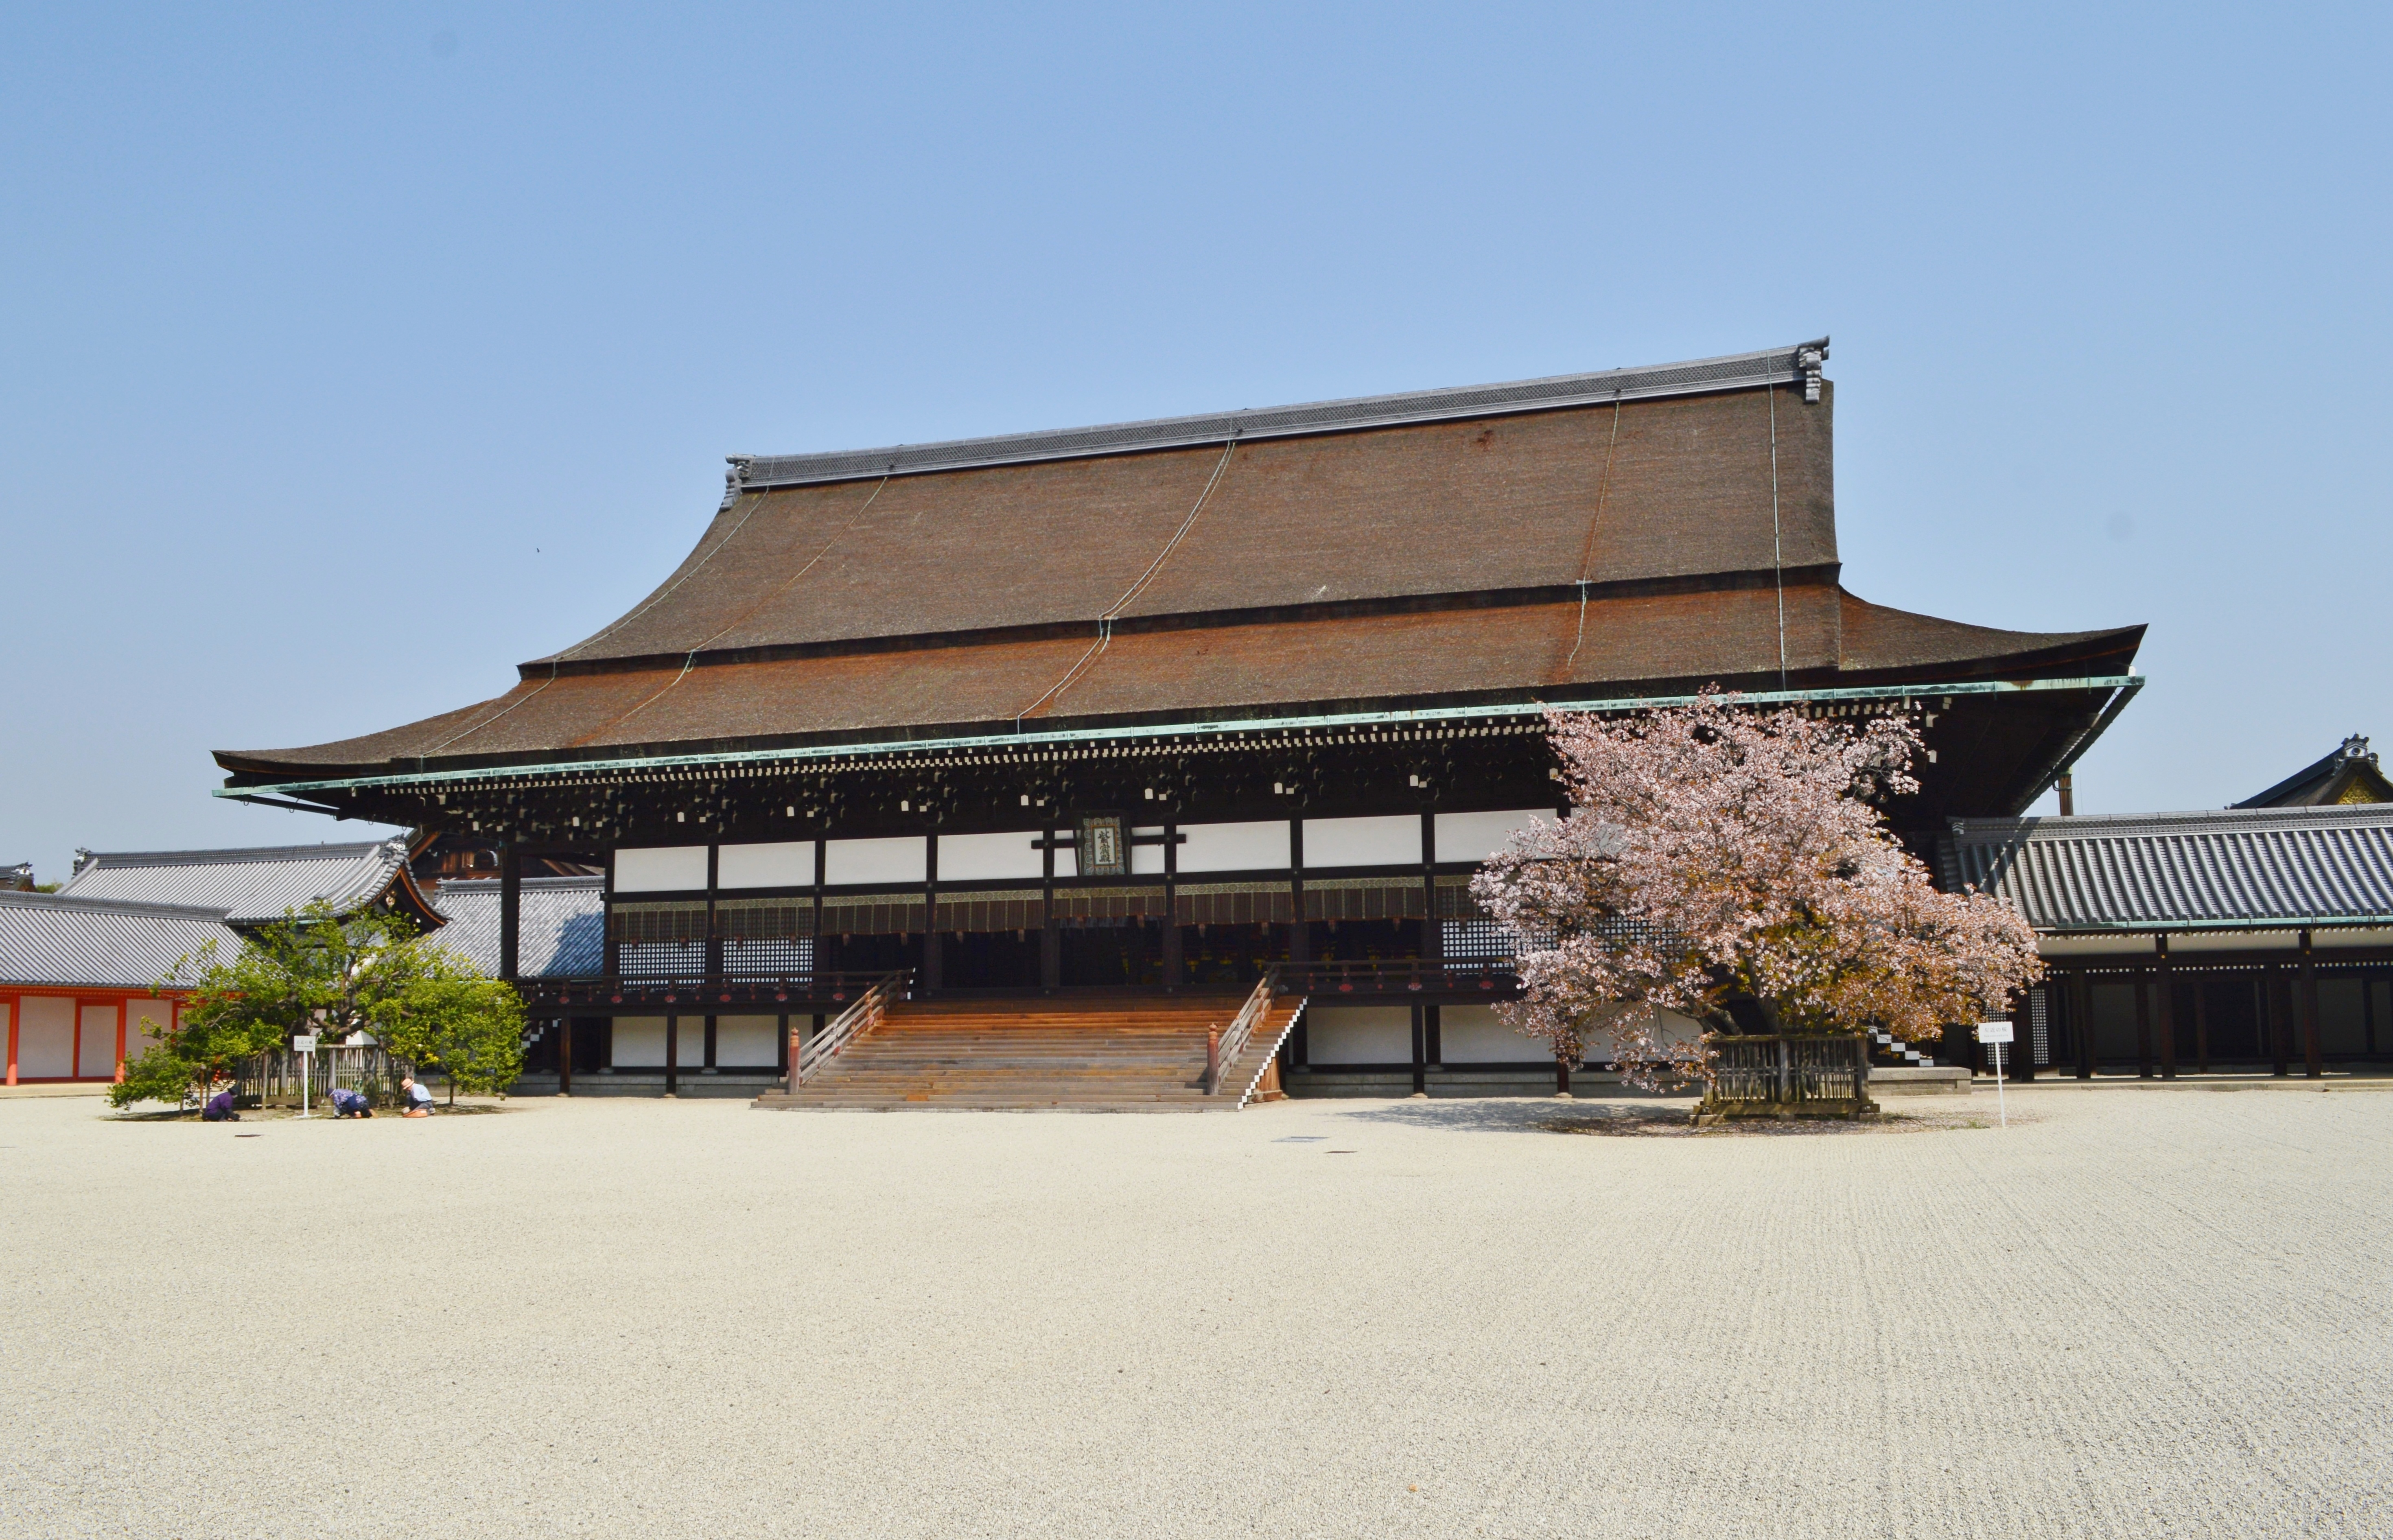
[793,972,908,1087]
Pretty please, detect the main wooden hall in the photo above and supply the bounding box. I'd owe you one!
[215,341,2144,1105]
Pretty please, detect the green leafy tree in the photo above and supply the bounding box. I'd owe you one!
[110,901,442,1111]
[369,950,527,1102]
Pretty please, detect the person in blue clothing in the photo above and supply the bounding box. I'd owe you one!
[328,1086,373,1118]
[400,1078,435,1118]
[201,1084,239,1122]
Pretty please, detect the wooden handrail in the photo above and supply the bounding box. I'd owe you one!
[1205,971,1276,1094]
[793,971,907,1086]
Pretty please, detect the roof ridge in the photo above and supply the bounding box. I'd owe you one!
[73,840,401,868]
[733,339,1829,491]
[1950,803,2393,838]
[0,888,236,921]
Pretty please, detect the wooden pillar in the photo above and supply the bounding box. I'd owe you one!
[2301,930,2323,1079]
[1409,1000,1426,1095]
[558,1018,573,1096]
[1161,822,1181,991]
[5,995,17,1086]
[2073,969,2094,1079]
[2155,937,2177,1079]
[114,1000,127,1084]
[2266,964,2288,1076]
[1287,819,1308,966]
[1424,1002,1442,1068]
[2134,967,2153,1078]
[1039,824,1059,992]
[2193,980,2210,1074]
[664,1015,679,1097]
[704,1015,718,1070]
[499,844,522,982]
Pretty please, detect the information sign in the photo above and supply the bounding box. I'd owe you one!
[1975,1021,2012,1126]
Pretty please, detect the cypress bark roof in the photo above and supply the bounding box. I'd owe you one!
[59,841,442,929]
[217,342,2142,782]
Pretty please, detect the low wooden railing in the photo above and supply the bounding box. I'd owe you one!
[520,971,907,1013]
[1275,958,1518,995]
[1699,1034,1874,1120]
[1205,973,1278,1094]
[792,971,907,1087]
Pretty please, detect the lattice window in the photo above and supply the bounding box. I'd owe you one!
[818,892,927,937]
[1302,876,1427,922]
[715,896,816,977]
[609,900,709,980]
[1050,885,1165,928]
[1174,881,1294,926]
[2028,987,2050,1066]
[1442,918,1525,964]
[932,889,1045,933]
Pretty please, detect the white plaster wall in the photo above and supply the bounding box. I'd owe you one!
[715,1015,781,1068]
[1179,820,1291,874]
[611,1017,667,1068]
[676,1022,706,1068]
[125,999,174,1062]
[1306,1005,1412,1065]
[16,997,73,1078]
[717,841,816,889]
[1303,815,1421,869]
[1437,1003,1549,1063]
[616,846,708,892]
[1433,809,1553,864]
[78,1004,118,1078]
[937,831,1043,882]
[1131,828,1166,876]
[826,836,927,886]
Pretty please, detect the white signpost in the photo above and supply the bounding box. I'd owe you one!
[1975,1020,2014,1127]
[292,1034,318,1118]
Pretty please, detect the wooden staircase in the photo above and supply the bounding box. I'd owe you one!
[752,993,1303,1112]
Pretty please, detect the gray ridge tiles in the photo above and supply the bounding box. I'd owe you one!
[731,340,1829,491]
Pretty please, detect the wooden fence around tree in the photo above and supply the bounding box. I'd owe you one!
[1698,1034,1875,1122]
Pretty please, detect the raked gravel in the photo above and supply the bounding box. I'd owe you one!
[3,1083,2389,1538]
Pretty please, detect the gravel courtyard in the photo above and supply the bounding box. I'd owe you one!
[4,1084,2388,1539]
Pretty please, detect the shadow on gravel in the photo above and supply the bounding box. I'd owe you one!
[1339,1099,2025,1137]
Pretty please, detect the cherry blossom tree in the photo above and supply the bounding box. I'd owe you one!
[1470,693,2042,1088]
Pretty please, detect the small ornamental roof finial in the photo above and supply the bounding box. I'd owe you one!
[1796,340,1830,404]
[722,455,756,510]
[73,847,94,874]
[2341,733,2375,765]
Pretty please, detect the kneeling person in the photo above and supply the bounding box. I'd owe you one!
[400,1078,435,1118]
[329,1087,373,1118]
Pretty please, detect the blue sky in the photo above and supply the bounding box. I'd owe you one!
[4,3,2387,880]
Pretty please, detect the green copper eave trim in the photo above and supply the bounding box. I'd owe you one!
[215,673,2143,799]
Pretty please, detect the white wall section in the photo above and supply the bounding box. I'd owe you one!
[1178,820,1292,874]
[1437,1004,1549,1063]
[78,1004,117,1078]
[615,846,709,892]
[825,836,928,886]
[1305,1005,1412,1064]
[1302,814,1421,869]
[1433,809,1552,864]
[610,1017,668,1068]
[717,841,816,889]
[17,997,72,1077]
[714,1015,782,1068]
[936,831,1043,882]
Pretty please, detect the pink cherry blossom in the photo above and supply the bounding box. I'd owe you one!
[1470,692,2043,1089]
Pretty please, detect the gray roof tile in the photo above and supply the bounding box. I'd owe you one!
[429,878,606,978]
[60,841,411,925]
[0,890,243,990]
[1940,805,2393,932]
